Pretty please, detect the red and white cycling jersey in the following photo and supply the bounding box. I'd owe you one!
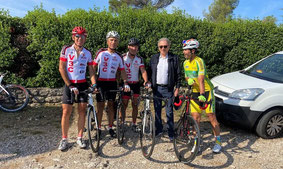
[94,48,125,81]
[123,52,145,83]
[59,44,94,83]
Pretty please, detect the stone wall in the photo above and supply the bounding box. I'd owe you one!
[27,88,63,107]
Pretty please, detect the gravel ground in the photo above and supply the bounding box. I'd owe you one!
[0,106,283,169]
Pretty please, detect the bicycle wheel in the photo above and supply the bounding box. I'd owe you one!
[87,107,100,152]
[116,103,125,145]
[140,110,155,158]
[0,84,29,112]
[173,115,201,163]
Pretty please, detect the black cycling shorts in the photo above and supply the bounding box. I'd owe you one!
[96,81,117,102]
[62,82,88,104]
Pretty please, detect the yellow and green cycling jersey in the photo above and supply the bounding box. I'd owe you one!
[183,56,214,93]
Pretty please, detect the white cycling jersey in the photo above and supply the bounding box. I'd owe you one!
[94,48,125,81]
[60,44,94,83]
[123,52,145,83]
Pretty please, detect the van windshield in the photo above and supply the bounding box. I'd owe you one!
[242,54,283,83]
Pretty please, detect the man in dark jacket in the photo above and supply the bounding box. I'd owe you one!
[148,38,181,141]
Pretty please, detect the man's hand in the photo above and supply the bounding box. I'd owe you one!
[187,78,195,85]
[90,84,98,93]
[198,95,206,102]
[144,81,151,88]
[124,83,131,92]
[69,85,79,95]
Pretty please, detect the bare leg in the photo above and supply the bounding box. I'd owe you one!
[61,104,73,138]
[77,103,87,137]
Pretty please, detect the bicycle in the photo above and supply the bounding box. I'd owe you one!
[173,86,210,163]
[77,87,102,153]
[0,72,29,112]
[138,87,167,159]
[108,87,130,145]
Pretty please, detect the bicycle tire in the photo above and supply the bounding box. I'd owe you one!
[140,110,155,158]
[173,115,200,163]
[0,84,29,112]
[87,107,100,152]
[116,103,125,145]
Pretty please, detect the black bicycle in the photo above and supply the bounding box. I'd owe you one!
[0,72,29,112]
[173,87,210,163]
[138,87,167,159]
[109,87,130,145]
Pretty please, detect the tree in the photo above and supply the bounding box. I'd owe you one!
[262,16,277,24]
[109,0,174,12]
[203,0,239,23]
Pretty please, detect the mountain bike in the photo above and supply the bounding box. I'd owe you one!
[138,87,167,159]
[0,72,29,112]
[173,86,210,163]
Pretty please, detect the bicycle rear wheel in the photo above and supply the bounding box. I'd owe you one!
[116,104,125,145]
[0,84,29,112]
[173,115,200,163]
[140,110,155,158]
[87,108,100,152]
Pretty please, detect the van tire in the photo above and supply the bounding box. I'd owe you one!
[256,109,283,139]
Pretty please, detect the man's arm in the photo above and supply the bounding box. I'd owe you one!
[88,65,96,85]
[198,75,205,94]
[59,60,71,86]
[140,67,149,85]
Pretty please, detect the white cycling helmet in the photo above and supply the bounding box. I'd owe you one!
[182,39,199,50]
[106,31,120,40]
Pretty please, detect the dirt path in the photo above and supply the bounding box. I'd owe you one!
[0,106,282,169]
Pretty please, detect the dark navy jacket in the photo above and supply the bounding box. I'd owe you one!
[148,52,181,92]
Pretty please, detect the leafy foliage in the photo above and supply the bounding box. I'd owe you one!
[0,7,283,87]
[204,0,239,23]
[109,0,174,12]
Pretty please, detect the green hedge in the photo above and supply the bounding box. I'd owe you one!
[0,7,282,87]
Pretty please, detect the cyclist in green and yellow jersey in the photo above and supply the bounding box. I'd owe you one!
[182,38,221,153]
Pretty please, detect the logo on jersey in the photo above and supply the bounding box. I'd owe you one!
[68,54,75,72]
[80,70,85,74]
[80,63,86,66]
[102,57,109,72]
[125,63,132,79]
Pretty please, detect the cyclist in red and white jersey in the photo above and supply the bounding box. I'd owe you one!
[93,31,130,138]
[58,26,96,151]
[121,38,151,131]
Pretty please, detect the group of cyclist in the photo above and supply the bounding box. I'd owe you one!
[58,26,222,154]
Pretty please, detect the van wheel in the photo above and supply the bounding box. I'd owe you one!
[256,109,283,139]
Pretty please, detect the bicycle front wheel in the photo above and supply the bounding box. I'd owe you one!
[116,104,125,145]
[0,84,29,112]
[173,115,201,163]
[87,108,100,152]
[140,110,155,158]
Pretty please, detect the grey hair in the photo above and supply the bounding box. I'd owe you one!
[158,38,171,46]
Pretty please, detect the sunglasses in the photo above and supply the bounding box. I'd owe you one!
[75,34,86,39]
[159,45,168,49]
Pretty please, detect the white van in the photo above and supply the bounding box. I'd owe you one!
[211,51,283,139]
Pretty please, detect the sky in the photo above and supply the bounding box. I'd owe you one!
[0,0,282,24]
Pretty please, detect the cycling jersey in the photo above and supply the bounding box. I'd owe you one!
[94,48,125,81]
[183,56,214,93]
[60,44,94,83]
[123,52,145,83]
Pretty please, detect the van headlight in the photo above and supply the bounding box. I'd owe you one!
[229,88,264,100]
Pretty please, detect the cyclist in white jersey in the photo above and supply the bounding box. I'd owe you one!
[93,31,130,138]
[58,26,96,151]
[121,38,151,131]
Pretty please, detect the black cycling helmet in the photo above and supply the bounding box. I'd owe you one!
[128,38,140,46]
[173,95,183,110]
